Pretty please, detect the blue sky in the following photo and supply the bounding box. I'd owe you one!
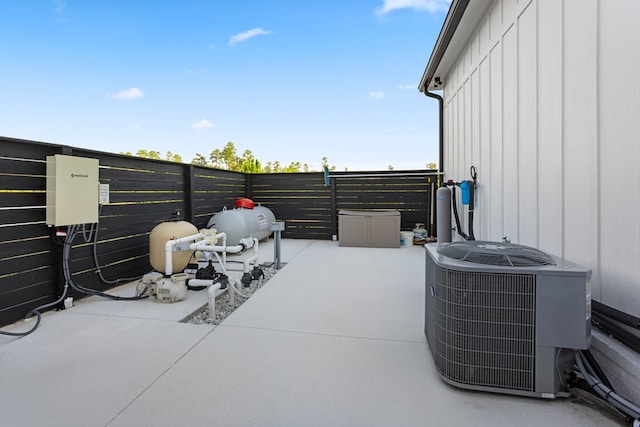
[0,0,449,171]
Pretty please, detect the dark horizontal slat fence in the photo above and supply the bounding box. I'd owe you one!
[1,139,64,325]
[331,171,436,233]
[0,137,246,327]
[191,166,246,229]
[0,136,435,327]
[248,172,332,240]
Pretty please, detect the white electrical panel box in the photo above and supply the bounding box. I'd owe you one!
[46,154,99,226]
[99,183,110,205]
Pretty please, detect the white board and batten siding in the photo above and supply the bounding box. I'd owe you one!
[440,0,640,315]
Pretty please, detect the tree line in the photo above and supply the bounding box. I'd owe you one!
[121,141,437,172]
[121,142,336,173]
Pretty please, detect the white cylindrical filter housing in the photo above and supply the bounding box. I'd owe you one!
[436,187,452,243]
[207,205,276,246]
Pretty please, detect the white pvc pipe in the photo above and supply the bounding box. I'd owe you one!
[191,243,242,253]
[239,238,259,276]
[210,253,251,299]
[242,247,258,273]
[166,234,260,317]
[164,232,204,275]
[163,230,227,276]
[206,282,223,321]
[189,236,255,255]
[218,233,227,265]
[229,277,252,299]
[215,239,259,274]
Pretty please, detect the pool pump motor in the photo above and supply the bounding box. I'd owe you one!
[142,272,188,303]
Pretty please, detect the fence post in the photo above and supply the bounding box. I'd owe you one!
[185,164,195,224]
[53,145,72,302]
[245,174,253,199]
[330,177,337,240]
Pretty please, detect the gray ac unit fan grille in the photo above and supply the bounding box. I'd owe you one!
[434,267,536,392]
[437,241,555,267]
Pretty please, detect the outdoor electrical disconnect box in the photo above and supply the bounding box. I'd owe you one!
[46,154,99,226]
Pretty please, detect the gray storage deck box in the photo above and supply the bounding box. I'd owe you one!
[338,210,400,248]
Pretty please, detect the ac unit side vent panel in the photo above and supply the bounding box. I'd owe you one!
[433,266,536,392]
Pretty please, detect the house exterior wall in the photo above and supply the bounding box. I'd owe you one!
[439,0,640,315]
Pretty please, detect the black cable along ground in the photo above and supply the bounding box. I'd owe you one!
[578,301,640,425]
[0,227,76,337]
[64,224,149,301]
[0,223,148,338]
[574,350,640,425]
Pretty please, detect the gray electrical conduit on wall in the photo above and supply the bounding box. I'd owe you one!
[0,226,84,337]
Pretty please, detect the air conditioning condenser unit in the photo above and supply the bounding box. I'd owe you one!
[424,241,591,399]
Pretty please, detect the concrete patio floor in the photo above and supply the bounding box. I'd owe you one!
[0,239,625,426]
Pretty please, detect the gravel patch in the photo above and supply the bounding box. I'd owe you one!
[181,262,283,325]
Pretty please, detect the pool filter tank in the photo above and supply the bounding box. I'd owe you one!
[149,217,198,274]
[207,198,276,246]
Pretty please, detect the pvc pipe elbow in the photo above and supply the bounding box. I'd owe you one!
[164,232,203,275]
[164,240,176,276]
[207,282,222,298]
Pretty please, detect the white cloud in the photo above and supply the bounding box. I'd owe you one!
[53,0,66,14]
[397,84,416,90]
[376,0,451,16]
[190,119,214,130]
[369,91,385,100]
[228,28,272,46]
[108,87,144,100]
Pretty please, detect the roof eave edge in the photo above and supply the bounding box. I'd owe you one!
[419,0,470,93]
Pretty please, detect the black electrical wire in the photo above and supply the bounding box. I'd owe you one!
[64,225,148,301]
[574,350,640,421]
[592,311,640,354]
[0,309,42,337]
[0,230,76,337]
[467,189,475,240]
[450,185,470,240]
[69,280,149,300]
[467,166,477,241]
[569,376,630,423]
[593,300,640,329]
[1,221,149,338]
[581,349,614,390]
[92,209,142,285]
